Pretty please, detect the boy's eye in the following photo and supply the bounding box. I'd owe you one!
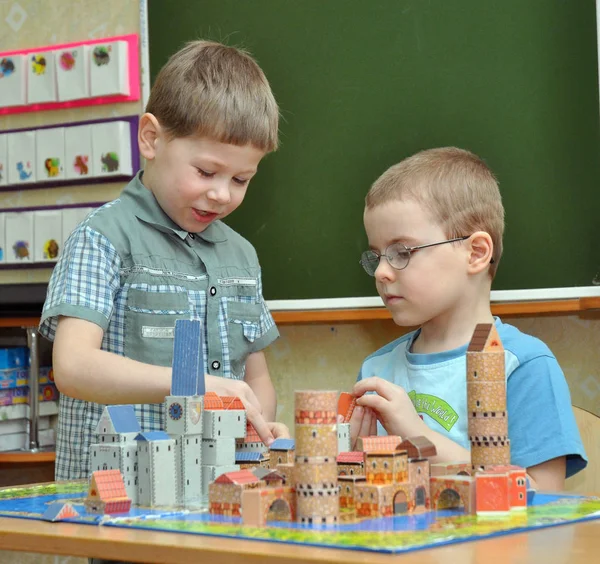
[232,177,249,186]
[196,168,215,178]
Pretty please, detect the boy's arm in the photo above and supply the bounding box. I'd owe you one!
[527,457,566,491]
[352,377,471,464]
[53,316,277,443]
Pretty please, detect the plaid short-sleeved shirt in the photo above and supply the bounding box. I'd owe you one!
[39,173,279,480]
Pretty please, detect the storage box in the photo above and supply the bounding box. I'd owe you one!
[0,401,59,421]
[0,383,59,406]
[0,347,29,370]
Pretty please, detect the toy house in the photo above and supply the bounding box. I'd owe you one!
[85,469,131,515]
[430,461,472,477]
[476,465,527,514]
[467,323,510,471]
[269,438,295,467]
[357,435,402,453]
[236,451,263,469]
[337,422,351,453]
[208,469,264,516]
[252,467,285,487]
[41,502,79,522]
[339,475,366,510]
[274,463,295,485]
[337,451,366,476]
[89,405,140,503]
[135,431,177,507]
[236,420,268,455]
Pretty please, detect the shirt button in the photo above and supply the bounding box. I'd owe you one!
[212,360,221,370]
[210,286,217,296]
[188,233,195,240]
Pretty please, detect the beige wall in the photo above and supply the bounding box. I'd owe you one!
[267,314,600,432]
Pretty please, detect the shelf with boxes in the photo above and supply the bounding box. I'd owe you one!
[0,202,105,267]
[0,346,57,453]
[0,34,140,115]
[0,115,139,192]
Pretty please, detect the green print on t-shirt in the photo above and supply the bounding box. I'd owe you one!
[408,391,459,432]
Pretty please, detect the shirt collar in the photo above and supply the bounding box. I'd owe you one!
[122,171,228,244]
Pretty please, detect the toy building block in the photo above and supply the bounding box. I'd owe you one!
[397,436,437,460]
[365,451,406,485]
[475,469,511,515]
[89,440,139,504]
[354,482,395,518]
[209,469,264,516]
[236,421,268,455]
[202,437,235,466]
[236,450,263,469]
[85,469,132,515]
[467,323,510,472]
[252,467,285,487]
[357,435,402,453]
[41,501,79,522]
[337,392,356,423]
[202,464,240,498]
[204,393,246,439]
[171,434,203,506]
[135,431,177,507]
[241,485,296,527]
[407,458,431,511]
[171,319,205,397]
[430,461,472,477]
[430,475,476,514]
[294,390,339,525]
[165,395,204,436]
[269,438,295,468]
[95,404,141,443]
[339,475,366,510]
[275,463,295,485]
[486,464,528,510]
[337,422,351,453]
[337,451,366,476]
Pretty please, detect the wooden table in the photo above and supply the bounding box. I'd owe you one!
[1,514,599,563]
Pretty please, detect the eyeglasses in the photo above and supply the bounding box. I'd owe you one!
[359,236,471,276]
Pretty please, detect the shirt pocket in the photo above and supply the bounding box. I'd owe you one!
[227,300,262,378]
[124,288,190,367]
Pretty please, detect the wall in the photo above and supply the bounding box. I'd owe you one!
[266,314,600,432]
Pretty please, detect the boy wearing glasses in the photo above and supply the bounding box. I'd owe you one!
[351,147,586,491]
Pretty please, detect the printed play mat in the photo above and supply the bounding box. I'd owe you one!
[1,482,599,554]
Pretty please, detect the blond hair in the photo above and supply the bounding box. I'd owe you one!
[366,147,504,277]
[146,40,279,152]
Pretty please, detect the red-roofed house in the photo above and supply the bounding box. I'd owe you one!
[357,435,402,453]
[337,451,366,476]
[208,469,264,516]
[203,392,224,410]
[85,470,132,515]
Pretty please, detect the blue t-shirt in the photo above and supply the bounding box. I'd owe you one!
[358,318,587,478]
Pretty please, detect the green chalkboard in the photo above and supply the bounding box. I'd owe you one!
[148,0,600,300]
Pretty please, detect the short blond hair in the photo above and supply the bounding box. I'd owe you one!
[146,40,279,152]
[366,147,504,277]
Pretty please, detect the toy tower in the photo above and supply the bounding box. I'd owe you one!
[294,390,339,524]
[467,323,510,471]
[165,319,206,505]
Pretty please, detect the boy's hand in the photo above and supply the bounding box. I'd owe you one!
[353,377,425,439]
[346,405,377,451]
[268,422,291,439]
[205,375,275,446]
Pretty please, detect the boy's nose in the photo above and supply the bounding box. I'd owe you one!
[208,181,231,204]
[374,259,396,282]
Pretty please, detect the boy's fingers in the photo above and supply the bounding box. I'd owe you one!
[353,377,394,401]
[356,393,387,413]
[269,422,291,439]
[245,404,275,446]
[357,406,374,438]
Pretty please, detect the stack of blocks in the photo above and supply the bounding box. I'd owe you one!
[467,323,510,471]
[294,390,339,524]
[201,392,245,498]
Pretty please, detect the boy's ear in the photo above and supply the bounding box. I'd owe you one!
[467,231,494,275]
[138,113,162,160]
